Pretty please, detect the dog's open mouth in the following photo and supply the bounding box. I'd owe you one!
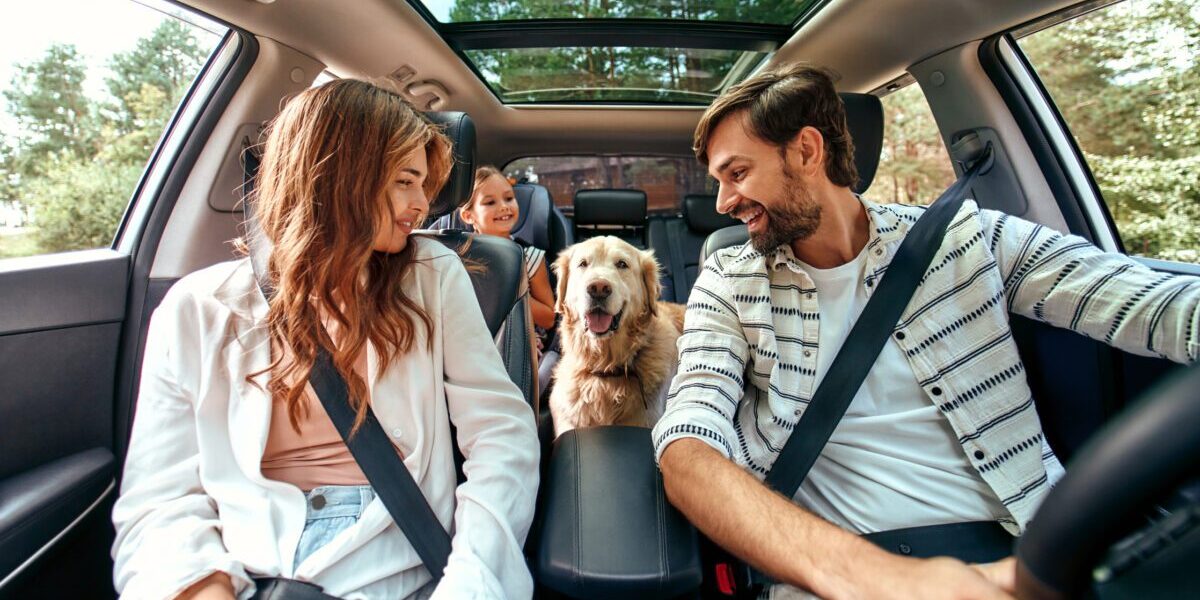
[584,308,622,336]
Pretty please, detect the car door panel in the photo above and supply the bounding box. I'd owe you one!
[0,252,128,594]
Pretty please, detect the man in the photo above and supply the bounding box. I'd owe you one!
[652,64,1199,599]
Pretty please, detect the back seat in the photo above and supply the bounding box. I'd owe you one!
[512,182,573,283]
[573,188,648,248]
[649,194,738,303]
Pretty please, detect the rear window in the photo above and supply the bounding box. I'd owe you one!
[503,155,715,213]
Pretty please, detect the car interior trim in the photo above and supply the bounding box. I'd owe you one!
[0,480,115,591]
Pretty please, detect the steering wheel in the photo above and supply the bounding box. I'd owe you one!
[1015,363,1200,599]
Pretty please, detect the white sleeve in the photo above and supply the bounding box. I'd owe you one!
[111,289,254,600]
[430,256,540,600]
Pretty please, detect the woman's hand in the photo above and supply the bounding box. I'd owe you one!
[175,572,236,600]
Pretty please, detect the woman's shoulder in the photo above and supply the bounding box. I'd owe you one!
[410,235,461,263]
[159,258,258,315]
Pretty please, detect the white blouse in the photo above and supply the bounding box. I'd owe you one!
[112,238,540,599]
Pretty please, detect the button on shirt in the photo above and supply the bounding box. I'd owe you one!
[653,198,1200,533]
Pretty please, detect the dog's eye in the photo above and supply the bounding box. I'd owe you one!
[615,259,629,269]
[578,259,589,268]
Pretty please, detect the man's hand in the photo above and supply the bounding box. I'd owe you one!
[844,555,1015,600]
[972,557,1017,594]
[175,571,236,600]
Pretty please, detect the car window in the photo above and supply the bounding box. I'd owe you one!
[1016,0,1200,264]
[0,0,226,261]
[503,155,716,213]
[871,82,956,206]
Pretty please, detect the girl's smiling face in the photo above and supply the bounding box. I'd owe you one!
[461,173,519,237]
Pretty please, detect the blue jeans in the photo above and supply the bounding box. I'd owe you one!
[294,485,375,571]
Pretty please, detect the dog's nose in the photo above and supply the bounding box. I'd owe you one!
[587,281,612,300]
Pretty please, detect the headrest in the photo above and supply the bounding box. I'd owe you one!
[512,183,554,249]
[698,224,749,267]
[573,189,647,226]
[838,92,883,194]
[424,111,476,221]
[683,194,738,234]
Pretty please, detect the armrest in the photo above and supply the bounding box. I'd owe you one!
[536,426,702,599]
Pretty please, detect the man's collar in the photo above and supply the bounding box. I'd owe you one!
[765,195,909,273]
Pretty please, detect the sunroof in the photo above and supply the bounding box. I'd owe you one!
[420,0,811,26]
[466,47,770,104]
[410,1,820,105]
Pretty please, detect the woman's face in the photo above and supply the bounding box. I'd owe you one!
[463,174,519,237]
[373,145,429,254]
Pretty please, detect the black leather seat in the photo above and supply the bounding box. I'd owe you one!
[420,112,538,413]
[573,188,648,248]
[512,183,573,272]
[649,194,738,303]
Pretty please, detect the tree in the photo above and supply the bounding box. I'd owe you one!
[1020,0,1200,263]
[106,20,208,133]
[871,85,955,205]
[2,44,97,176]
[1,18,212,258]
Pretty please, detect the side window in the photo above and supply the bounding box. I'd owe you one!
[872,82,956,206]
[1017,0,1200,264]
[0,1,226,261]
[503,155,716,213]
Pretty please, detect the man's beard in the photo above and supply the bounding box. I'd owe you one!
[745,170,822,254]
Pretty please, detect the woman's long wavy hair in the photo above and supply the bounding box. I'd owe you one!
[251,78,452,433]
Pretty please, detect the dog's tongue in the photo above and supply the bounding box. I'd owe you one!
[585,311,613,334]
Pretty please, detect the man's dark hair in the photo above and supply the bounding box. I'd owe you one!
[694,64,858,189]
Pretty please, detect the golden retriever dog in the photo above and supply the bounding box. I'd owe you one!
[549,236,686,436]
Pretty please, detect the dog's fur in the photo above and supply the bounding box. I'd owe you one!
[549,237,686,435]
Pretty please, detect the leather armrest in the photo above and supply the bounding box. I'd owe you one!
[537,426,702,599]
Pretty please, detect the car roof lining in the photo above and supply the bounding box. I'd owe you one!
[178,0,1081,166]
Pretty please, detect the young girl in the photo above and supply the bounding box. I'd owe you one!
[112,80,538,599]
[459,166,556,334]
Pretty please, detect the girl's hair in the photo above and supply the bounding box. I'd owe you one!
[251,78,452,433]
[461,165,506,212]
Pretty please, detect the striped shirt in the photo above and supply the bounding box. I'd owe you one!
[652,197,1200,533]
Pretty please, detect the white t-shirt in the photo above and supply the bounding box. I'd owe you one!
[792,247,1006,534]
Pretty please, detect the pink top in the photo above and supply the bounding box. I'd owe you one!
[261,345,400,491]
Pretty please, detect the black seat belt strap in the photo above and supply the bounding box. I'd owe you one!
[762,144,993,498]
[666,219,690,303]
[309,349,453,580]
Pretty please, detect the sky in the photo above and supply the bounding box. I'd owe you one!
[0,0,225,138]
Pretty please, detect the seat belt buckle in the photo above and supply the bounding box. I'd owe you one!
[714,562,738,596]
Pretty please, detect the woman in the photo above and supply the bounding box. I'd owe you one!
[458,167,556,343]
[112,79,539,599]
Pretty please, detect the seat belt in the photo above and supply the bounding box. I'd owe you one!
[309,349,454,580]
[710,145,995,597]
[241,147,453,582]
[665,219,690,304]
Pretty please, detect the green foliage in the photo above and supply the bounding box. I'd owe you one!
[2,44,98,176]
[872,85,955,205]
[23,154,141,252]
[1019,0,1200,263]
[105,20,208,132]
[1,19,210,258]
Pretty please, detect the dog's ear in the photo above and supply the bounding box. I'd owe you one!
[552,247,572,315]
[640,249,661,318]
